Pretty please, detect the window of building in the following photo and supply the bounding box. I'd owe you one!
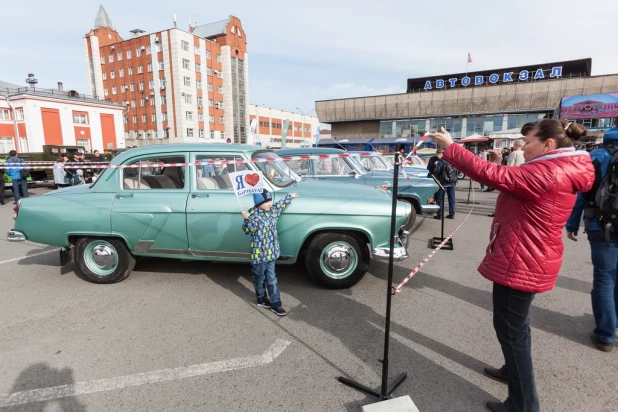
[123,156,186,190]
[160,78,166,88]
[184,76,191,87]
[139,82,144,91]
[208,99,213,107]
[162,112,168,121]
[131,99,136,108]
[210,131,215,139]
[209,115,214,123]
[141,98,147,107]
[110,70,115,79]
[119,68,124,77]
[73,114,88,124]
[198,113,204,121]
[156,43,162,52]
[219,116,224,124]
[158,60,164,70]
[132,115,137,123]
[130,83,135,92]
[183,58,190,69]
[124,116,128,125]
[206,67,211,76]
[218,101,224,110]
[102,72,107,80]
[112,86,117,95]
[195,63,201,72]
[101,56,105,64]
[194,45,200,54]
[128,67,134,75]
[161,95,167,105]
[207,83,213,92]
[199,129,205,138]
[220,132,224,140]
[118,52,123,61]
[187,128,194,137]
[17,109,24,120]
[127,50,132,59]
[217,86,223,94]
[467,116,503,137]
[196,80,202,89]
[138,65,143,74]
[146,45,151,54]
[186,111,193,120]
[142,114,147,123]
[152,114,157,122]
[217,71,222,79]
[164,129,170,138]
[121,84,126,93]
[206,50,211,59]
[77,139,91,153]
[149,80,154,89]
[181,40,189,51]
[109,54,114,63]
[148,63,152,72]
[184,94,193,104]
[197,97,203,107]
[136,48,142,57]
[151,98,155,106]
[507,113,545,131]
[216,54,221,62]
[429,118,462,138]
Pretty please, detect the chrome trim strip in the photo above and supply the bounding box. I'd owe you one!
[145,248,190,255]
[134,240,154,253]
[7,230,26,242]
[189,250,250,258]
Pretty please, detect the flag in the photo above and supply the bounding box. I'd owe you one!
[229,170,264,197]
[314,126,321,146]
[281,119,289,149]
[247,118,258,146]
[467,53,472,63]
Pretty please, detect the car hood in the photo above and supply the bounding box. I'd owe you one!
[362,171,435,187]
[280,178,393,199]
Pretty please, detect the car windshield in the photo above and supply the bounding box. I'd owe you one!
[252,151,301,187]
[405,155,425,167]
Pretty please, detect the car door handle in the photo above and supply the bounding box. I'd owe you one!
[115,193,134,199]
[191,193,210,198]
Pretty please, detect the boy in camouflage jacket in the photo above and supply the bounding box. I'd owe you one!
[242,189,298,316]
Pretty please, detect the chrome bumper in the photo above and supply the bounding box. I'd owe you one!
[422,204,440,214]
[7,229,26,242]
[373,230,409,261]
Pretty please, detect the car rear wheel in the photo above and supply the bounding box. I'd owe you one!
[305,233,369,289]
[74,238,136,284]
[457,171,465,180]
[399,199,417,231]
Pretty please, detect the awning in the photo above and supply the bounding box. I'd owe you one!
[458,134,489,143]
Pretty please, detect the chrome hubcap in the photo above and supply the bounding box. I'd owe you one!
[91,245,116,270]
[323,245,352,272]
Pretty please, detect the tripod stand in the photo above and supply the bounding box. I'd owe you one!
[337,153,407,401]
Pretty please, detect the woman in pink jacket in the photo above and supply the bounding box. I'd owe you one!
[429,119,594,412]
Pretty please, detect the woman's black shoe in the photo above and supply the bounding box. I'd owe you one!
[483,366,508,384]
[447,215,454,219]
[433,215,442,220]
[486,401,509,412]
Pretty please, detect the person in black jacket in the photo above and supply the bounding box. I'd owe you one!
[90,150,105,179]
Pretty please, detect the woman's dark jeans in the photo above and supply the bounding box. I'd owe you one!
[493,282,540,412]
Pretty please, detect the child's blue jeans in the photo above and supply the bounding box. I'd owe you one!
[251,261,281,308]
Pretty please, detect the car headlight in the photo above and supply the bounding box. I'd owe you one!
[403,201,412,220]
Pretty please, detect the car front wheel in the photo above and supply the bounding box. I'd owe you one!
[305,233,369,289]
[74,238,136,284]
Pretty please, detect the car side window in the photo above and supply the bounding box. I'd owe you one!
[314,158,353,176]
[195,155,248,190]
[284,159,310,176]
[123,156,186,190]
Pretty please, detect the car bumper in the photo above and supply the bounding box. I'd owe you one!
[373,230,409,261]
[422,204,440,214]
[7,229,26,242]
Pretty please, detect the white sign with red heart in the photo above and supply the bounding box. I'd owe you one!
[229,170,265,197]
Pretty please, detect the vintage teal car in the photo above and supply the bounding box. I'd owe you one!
[8,144,410,289]
[276,148,439,230]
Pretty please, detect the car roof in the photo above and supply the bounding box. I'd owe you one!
[111,143,265,163]
[276,147,346,155]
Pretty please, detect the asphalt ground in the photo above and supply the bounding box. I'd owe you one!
[0,184,616,411]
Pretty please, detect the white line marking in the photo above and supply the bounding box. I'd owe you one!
[0,339,291,408]
[0,249,58,265]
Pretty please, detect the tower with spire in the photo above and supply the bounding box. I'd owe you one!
[94,4,114,29]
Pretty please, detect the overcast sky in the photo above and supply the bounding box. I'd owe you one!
[1,0,617,125]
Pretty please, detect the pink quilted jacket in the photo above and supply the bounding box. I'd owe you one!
[444,144,594,293]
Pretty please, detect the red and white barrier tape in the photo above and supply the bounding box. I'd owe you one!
[0,152,416,170]
[392,186,475,294]
[7,161,110,165]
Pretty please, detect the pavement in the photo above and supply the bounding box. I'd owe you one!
[0,185,616,411]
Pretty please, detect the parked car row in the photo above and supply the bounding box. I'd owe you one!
[8,144,441,289]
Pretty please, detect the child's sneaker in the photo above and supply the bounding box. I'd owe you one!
[271,306,287,316]
[257,297,271,309]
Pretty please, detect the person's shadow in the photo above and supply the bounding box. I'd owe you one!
[5,363,86,411]
[205,265,497,412]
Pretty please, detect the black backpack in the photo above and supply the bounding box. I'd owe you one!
[584,145,618,240]
[441,163,459,184]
